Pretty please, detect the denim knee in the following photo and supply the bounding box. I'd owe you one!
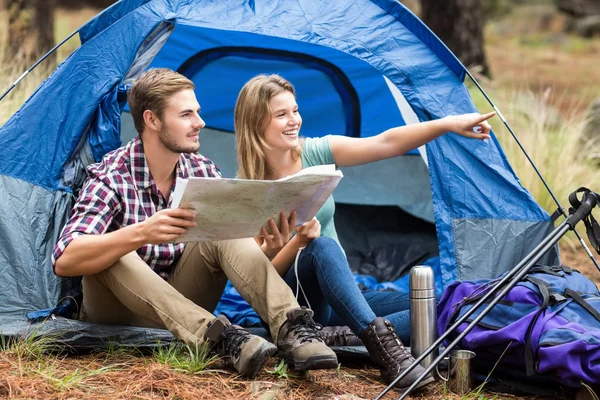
[304,237,344,258]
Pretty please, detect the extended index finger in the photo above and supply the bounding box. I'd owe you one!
[474,111,496,124]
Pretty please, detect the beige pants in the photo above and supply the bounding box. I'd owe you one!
[81,238,299,347]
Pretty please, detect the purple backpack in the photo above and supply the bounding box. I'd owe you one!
[438,265,600,387]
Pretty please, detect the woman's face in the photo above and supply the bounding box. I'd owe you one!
[263,90,302,152]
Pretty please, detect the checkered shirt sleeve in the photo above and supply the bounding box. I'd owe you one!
[51,177,120,269]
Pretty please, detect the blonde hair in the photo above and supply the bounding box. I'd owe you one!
[128,68,195,134]
[234,74,302,180]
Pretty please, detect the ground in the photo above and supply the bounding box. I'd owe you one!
[1,3,600,400]
[1,242,596,400]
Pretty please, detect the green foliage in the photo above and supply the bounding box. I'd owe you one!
[37,363,120,391]
[152,341,219,375]
[267,359,289,379]
[1,328,58,361]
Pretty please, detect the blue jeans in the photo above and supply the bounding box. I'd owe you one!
[283,237,411,342]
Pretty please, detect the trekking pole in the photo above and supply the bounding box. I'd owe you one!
[373,218,569,400]
[390,190,599,400]
[0,30,79,103]
[463,70,600,273]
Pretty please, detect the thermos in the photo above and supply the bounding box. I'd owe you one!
[409,265,438,369]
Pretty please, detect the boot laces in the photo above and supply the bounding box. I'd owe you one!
[380,321,411,365]
[320,327,354,346]
[219,325,252,359]
[289,313,323,344]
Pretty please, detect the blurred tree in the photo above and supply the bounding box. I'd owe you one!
[56,0,116,9]
[421,0,491,77]
[558,0,600,18]
[2,0,55,65]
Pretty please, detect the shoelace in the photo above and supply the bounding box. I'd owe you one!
[219,325,251,359]
[289,312,323,344]
[379,322,412,364]
[294,246,312,310]
[322,328,354,346]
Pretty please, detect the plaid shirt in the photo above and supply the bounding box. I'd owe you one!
[52,136,221,278]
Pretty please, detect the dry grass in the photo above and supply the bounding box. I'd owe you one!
[0,346,555,400]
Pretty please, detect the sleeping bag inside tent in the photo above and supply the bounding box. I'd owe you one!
[0,0,559,348]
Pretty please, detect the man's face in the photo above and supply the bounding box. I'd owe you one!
[157,89,204,154]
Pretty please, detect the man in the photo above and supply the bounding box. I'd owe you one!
[52,68,338,377]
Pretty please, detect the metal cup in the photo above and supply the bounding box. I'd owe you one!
[436,350,476,395]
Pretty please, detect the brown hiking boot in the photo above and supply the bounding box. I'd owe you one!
[318,326,364,347]
[360,317,434,392]
[277,307,338,370]
[204,315,276,378]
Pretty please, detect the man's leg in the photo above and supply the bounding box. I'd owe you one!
[167,241,229,313]
[190,237,338,370]
[182,238,297,341]
[82,251,216,348]
[82,250,276,378]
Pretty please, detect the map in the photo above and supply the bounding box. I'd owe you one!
[170,164,343,242]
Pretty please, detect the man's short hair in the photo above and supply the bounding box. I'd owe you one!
[128,68,195,134]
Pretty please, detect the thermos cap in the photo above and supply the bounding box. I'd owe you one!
[409,265,435,291]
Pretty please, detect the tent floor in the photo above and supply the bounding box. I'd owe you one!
[0,317,372,363]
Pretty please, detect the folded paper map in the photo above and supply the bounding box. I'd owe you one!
[170,164,343,242]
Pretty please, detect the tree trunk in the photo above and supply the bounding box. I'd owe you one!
[3,0,55,66]
[558,0,600,18]
[56,0,115,9]
[420,0,490,77]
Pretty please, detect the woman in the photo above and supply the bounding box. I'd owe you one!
[234,74,494,390]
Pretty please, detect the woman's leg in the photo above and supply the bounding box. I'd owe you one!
[283,237,376,334]
[327,290,411,343]
[327,291,411,342]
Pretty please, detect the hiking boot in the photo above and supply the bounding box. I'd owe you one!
[318,325,364,347]
[359,317,434,392]
[277,307,338,370]
[204,315,276,378]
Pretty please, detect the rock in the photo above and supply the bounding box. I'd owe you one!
[249,381,285,400]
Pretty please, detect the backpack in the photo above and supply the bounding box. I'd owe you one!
[437,265,600,388]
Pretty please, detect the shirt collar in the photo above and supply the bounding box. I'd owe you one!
[130,136,190,190]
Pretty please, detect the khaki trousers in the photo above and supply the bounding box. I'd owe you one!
[81,238,299,348]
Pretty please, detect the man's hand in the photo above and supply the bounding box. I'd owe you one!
[295,217,321,247]
[138,208,196,244]
[259,211,296,260]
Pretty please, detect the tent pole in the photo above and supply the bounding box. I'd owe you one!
[376,189,598,400]
[464,70,600,272]
[0,30,79,103]
[373,219,569,400]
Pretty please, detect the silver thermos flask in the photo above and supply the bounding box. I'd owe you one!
[409,265,438,368]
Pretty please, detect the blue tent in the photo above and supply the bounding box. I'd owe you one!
[0,0,558,343]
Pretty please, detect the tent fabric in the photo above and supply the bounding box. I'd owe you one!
[0,0,559,345]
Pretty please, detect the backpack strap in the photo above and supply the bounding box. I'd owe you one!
[564,288,600,323]
[524,277,555,376]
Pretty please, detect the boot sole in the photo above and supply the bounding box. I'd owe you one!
[282,352,339,371]
[242,343,277,378]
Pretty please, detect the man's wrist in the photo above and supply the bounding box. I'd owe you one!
[130,222,147,247]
